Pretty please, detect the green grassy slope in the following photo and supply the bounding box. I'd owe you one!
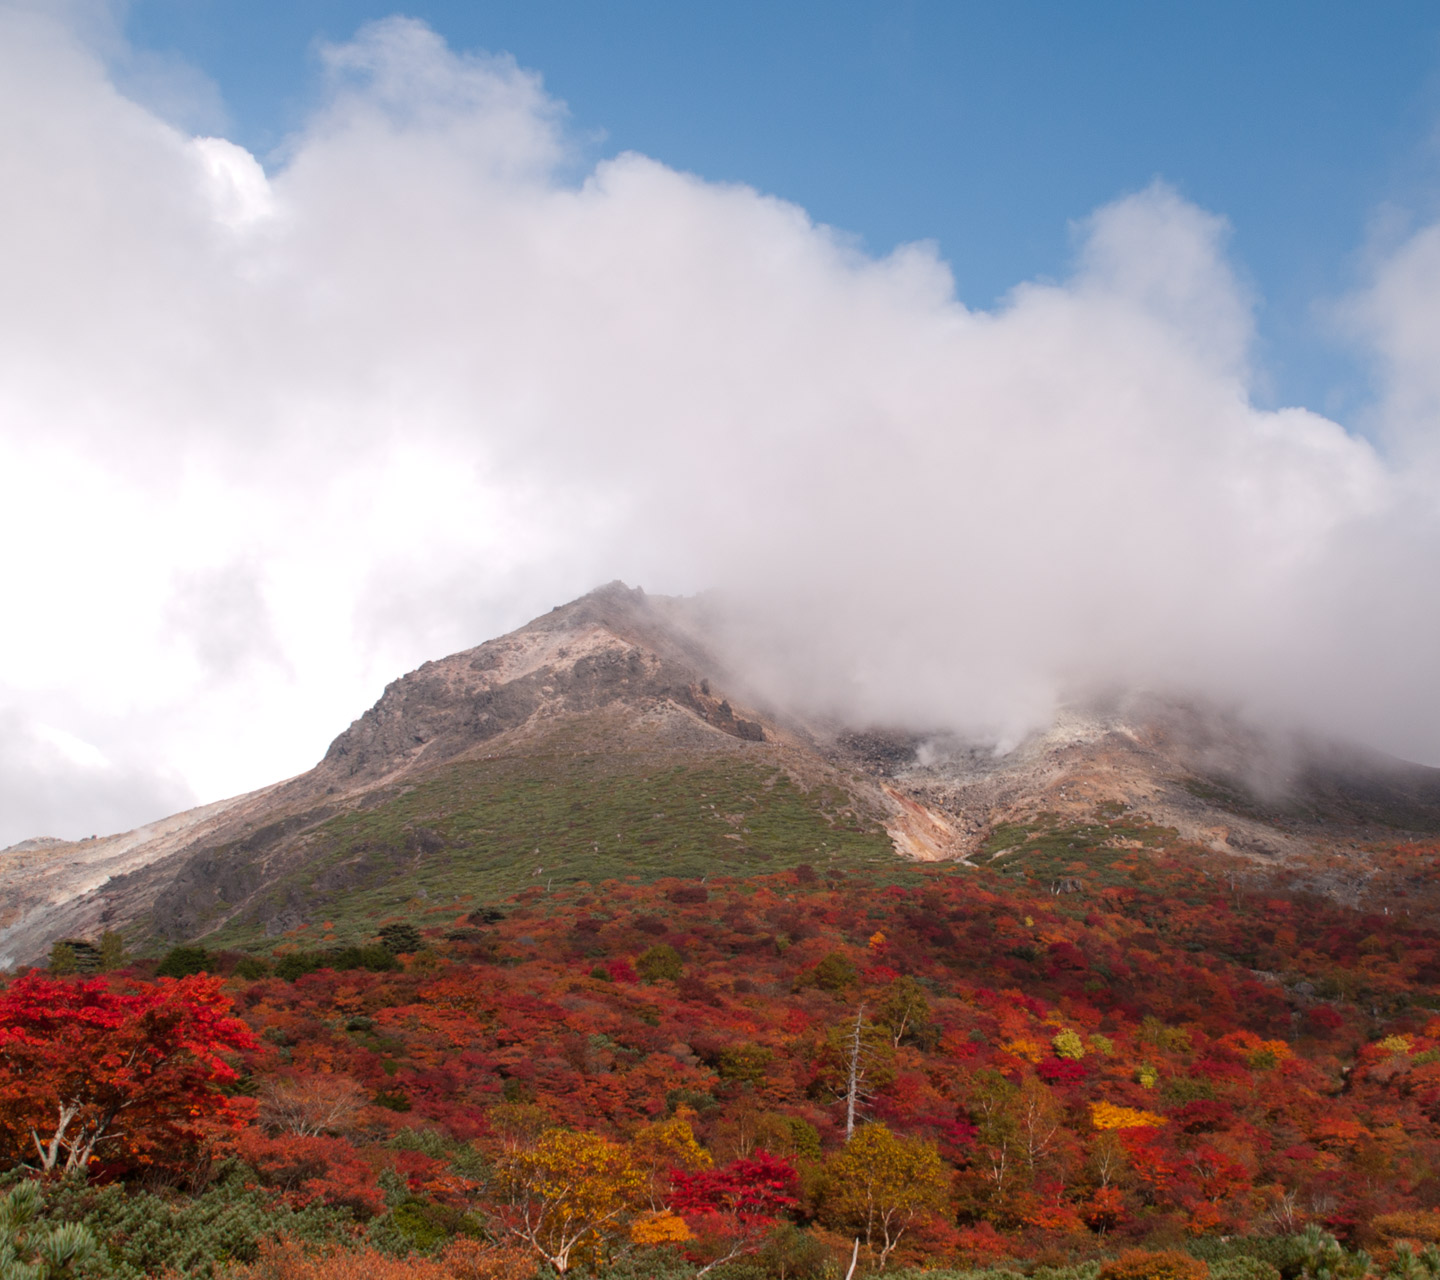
[199,747,896,952]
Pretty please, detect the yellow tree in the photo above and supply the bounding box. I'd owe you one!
[820,1123,948,1268]
[630,1111,713,1209]
[496,1128,647,1274]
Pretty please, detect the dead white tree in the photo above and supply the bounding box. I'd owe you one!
[843,1004,871,1142]
[821,1006,894,1142]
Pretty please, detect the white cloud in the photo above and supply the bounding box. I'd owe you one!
[1349,219,1440,468]
[0,10,1438,845]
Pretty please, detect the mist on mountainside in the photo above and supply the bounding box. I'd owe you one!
[2,12,1440,844]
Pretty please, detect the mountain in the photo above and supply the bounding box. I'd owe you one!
[4,581,1440,967]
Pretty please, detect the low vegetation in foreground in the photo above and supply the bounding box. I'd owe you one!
[7,811,1440,1279]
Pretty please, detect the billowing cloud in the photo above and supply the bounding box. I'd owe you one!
[0,10,1438,845]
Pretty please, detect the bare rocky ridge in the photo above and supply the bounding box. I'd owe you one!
[4,582,1440,966]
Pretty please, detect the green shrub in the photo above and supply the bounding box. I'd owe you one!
[786,1116,822,1161]
[374,1090,412,1112]
[274,945,400,982]
[1187,1237,1316,1280]
[1295,1225,1371,1280]
[1137,1015,1192,1053]
[637,944,684,982]
[1162,1076,1216,1104]
[97,931,126,972]
[758,1223,831,1278]
[156,946,212,978]
[369,1199,459,1254]
[885,1270,1028,1280]
[48,940,101,975]
[1034,1265,1103,1280]
[717,1043,773,1085]
[1210,1259,1282,1280]
[0,1180,96,1279]
[46,943,78,976]
[804,952,858,993]
[665,1088,718,1115]
[33,1169,349,1279]
[273,953,314,983]
[592,1245,696,1279]
[378,922,423,955]
[233,955,271,980]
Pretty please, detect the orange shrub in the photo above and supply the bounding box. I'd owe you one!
[222,1239,536,1280]
[1090,1101,1166,1130]
[1098,1248,1209,1280]
[629,1210,693,1245]
[1373,1210,1440,1245]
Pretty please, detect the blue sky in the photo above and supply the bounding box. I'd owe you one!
[124,1,1440,420]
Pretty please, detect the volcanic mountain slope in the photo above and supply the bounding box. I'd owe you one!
[0,584,926,964]
[860,694,1440,907]
[4,582,1440,966]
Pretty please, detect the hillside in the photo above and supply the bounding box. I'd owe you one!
[0,584,915,966]
[5,582,1440,969]
[7,585,1440,1276]
[7,822,1440,1276]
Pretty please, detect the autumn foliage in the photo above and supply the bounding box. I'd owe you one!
[0,971,255,1175]
[1099,1249,1210,1280]
[7,828,1440,1274]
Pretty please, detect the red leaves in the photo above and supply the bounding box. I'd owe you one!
[605,959,638,984]
[1046,941,1088,972]
[669,1151,798,1221]
[230,1129,385,1216]
[1171,1098,1233,1134]
[0,971,256,1175]
[1307,1005,1347,1034]
[1036,1057,1087,1085]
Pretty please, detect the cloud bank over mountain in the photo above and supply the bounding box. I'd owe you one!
[1,8,1438,843]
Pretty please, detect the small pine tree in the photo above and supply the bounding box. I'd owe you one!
[47,938,102,973]
[156,945,211,978]
[0,1180,98,1279]
[96,930,125,972]
[47,943,77,975]
[378,922,422,955]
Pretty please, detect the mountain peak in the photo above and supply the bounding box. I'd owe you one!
[7,584,1440,967]
[316,581,758,788]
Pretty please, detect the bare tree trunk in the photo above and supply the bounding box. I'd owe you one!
[845,1004,865,1141]
[844,1237,861,1280]
[31,1101,80,1174]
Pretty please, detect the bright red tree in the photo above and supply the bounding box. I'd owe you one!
[669,1151,799,1220]
[0,972,257,1175]
[669,1152,800,1274]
